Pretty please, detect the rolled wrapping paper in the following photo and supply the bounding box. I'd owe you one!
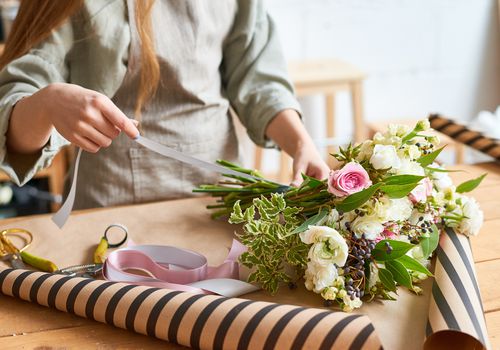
[429,114,500,161]
[425,228,490,350]
[0,268,382,350]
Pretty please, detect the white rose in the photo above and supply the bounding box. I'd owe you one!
[396,158,425,176]
[370,145,401,170]
[457,196,483,236]
[351,215,384,240]
[384,197,413,222]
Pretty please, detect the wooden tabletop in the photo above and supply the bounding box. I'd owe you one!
[0,162,499,349]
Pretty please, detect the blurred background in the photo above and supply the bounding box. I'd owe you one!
[0,0,499,217]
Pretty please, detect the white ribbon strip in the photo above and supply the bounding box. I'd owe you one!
[52,136,265,228]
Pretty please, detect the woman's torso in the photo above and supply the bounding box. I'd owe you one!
[71,0,240,209]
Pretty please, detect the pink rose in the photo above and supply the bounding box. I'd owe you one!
[409,177,433,203]
[328,162,372,197]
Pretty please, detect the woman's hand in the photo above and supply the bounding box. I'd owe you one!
[291,140,330,187]
[7,83,139,154]
[265,109,330,186]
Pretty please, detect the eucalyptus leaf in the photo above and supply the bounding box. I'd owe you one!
[416,146,446,167]
[372,240,415,261]
[290,208,329,234]
[383,175,425,185]
[456,173,487,194]
[420,224,439,259]
[378,268,397,292]
[385,260,413,289]
[335,183,383,212]
[396,255,433,276]
[380,183,420,199]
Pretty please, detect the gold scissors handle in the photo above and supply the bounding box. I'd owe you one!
[0,228,33,254]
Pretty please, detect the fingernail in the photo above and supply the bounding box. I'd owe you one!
[132,119,139,126]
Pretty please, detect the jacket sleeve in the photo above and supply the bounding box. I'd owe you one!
[0,21,73,186]
[221,0,301,148]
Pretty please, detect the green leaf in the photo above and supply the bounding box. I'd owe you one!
[396,255,433,276]
[378,268,397,292]
[420,224,439,259]
[301,174,325,189]
[385,260,412,289]
[290,208,329,234]
[380,183,420,199]
[372,240,415,261]
[335,183,383,212]
[456,173,487,193]
[229,201,244,224]
[416,146,446,167]
[383,175,425,186]
[426,167,464,173]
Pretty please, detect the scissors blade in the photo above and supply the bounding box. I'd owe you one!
[2,253,26,269]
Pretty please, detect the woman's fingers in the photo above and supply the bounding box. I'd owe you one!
[72,134,101,153]
[93,95,139,139]
[88,113,120,139]
[77,122,112,148]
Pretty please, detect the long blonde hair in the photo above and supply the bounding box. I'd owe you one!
[0,0,160,117]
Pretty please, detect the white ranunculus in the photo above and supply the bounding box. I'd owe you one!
[302,226,349,267]
[407,144,422,160]
[457,196,483,236]
[384,197,413,222]
[351,215,384,240]
[370,144,401,170]
[396,158,425,176]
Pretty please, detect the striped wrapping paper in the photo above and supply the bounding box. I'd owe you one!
[429,114,500,161]
[426,228,490,350]
[0,268,382,350]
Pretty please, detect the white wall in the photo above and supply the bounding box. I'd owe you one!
[246,0,500,171]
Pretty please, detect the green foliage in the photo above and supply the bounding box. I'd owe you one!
[456,174,487,193]
[290,208,329,234]
[419,224,439,259]
[396,255,432,276]
[333,143,361,163]
[379,175,424,199]
[378,268,397,292]
[372,240,414,261]
[385,260,413,289]
[416,146,445,167]
[230,193,308,294]
[336,183,383,212]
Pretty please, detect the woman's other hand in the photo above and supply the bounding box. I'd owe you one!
[290,140,330,187]
[265,109,330,187]
[8,83,139,154]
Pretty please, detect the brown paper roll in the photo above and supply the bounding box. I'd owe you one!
[0,268,382,350]
[429,114,500,161]
[425,228,490,350]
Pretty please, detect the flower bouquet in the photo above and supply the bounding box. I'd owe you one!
[194,120,485,312]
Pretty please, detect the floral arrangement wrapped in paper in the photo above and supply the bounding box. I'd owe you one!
[194,120,485,312]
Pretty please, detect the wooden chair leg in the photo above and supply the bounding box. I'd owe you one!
[455,143,466,164]
[254,146,263,171]
[47,151,67,212]
[351,81,365,143]
[325,93,336,168]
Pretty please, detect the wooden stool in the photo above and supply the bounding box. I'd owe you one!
[254,58,366,183]
[367,119,465,164]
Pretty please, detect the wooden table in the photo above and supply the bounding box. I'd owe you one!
[0,162,499,349]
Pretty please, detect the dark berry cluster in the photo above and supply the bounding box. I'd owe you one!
[343,234,376,299]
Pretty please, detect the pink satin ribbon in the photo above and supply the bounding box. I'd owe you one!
[102,240,259,297]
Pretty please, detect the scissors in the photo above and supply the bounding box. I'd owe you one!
[0,228,32,269]
[55,223,128,278]
[0,228,59,272]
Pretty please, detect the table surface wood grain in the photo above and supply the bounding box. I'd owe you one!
[0,162,498,349]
